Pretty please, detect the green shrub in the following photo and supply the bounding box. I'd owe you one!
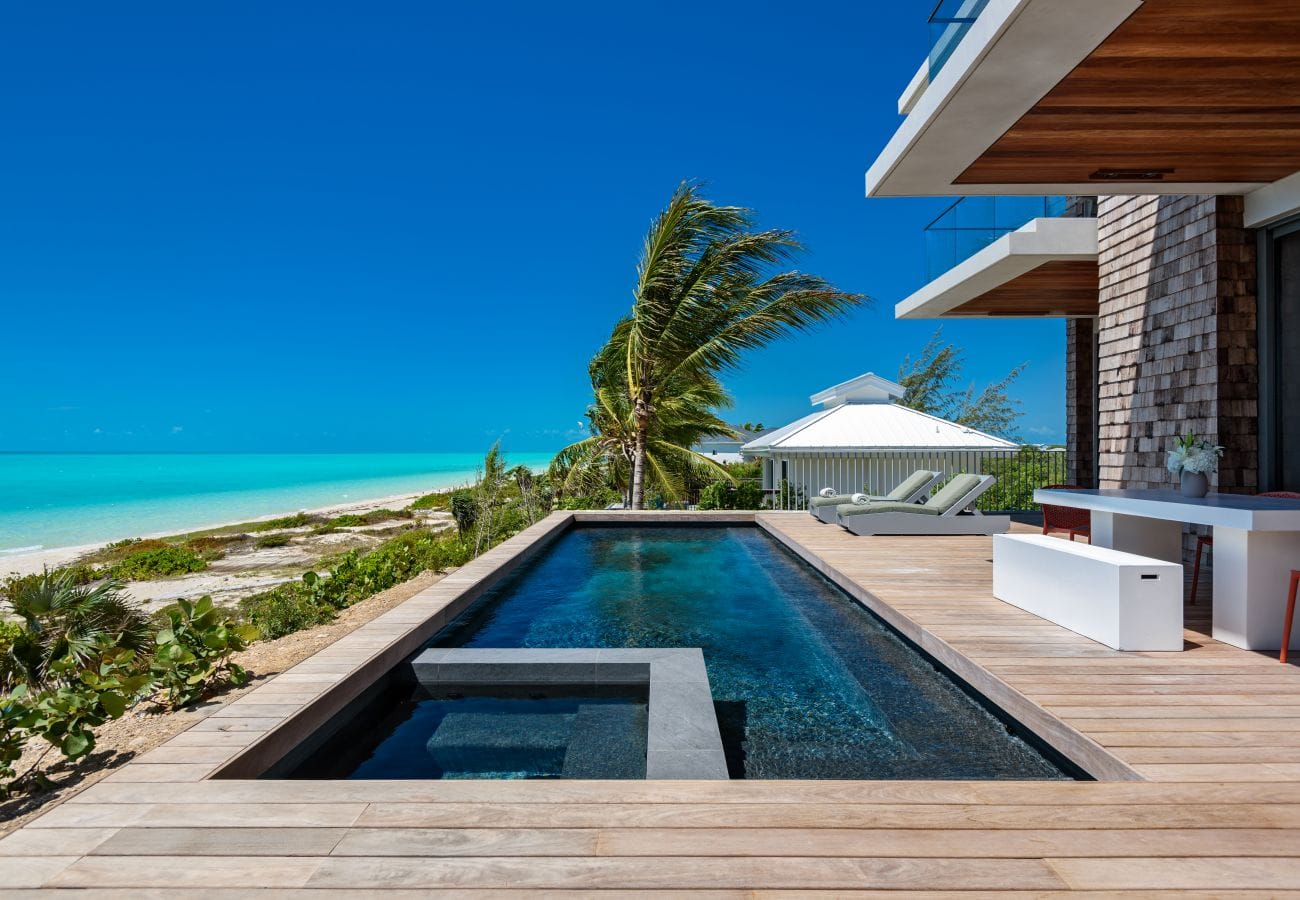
[248,512,315,532]
[80,538,172,567]
[254,533,292,549]
[0,687,30,796]
[555,488,621,510]
[978,446,1068,511]
[110,545,207,581]
[776,479,805,510]
[322,509,412,529]
[720,459,762,481]
[19,644,152,761]
[697,480,763,510]
[183,535,241,559]
[151,597,259,708]
[2,573,150,691]
[449,491,477,535]
[734,481,764,509]
[410,489,455,510]
[697,481,730,510]
[305,529,473,609]
[0,643,151,796]
[323,514,366,528]
[239,585,334,641]
[0,622,20,688]
[1,564,100,604]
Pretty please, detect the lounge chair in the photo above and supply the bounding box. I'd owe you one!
[836,473,1010,536]
[808,469,943,523]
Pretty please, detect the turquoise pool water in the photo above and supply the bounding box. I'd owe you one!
[431,525,1074,781]
[0,451,554,553]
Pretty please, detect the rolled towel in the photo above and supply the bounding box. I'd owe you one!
[851,492,870,505]
[818,487,836,498]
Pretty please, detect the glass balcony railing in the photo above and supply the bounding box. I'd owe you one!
[928,0,991,79]
[923,196,1096,282]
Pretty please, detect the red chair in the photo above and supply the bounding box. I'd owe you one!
[1041,484,1091,542]
[1188,491,1300,605]
[1284,570,1300,664]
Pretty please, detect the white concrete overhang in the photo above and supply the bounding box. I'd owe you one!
[864,0,1274,197]
[1245,172,1300,229]
[895,216,1098,320]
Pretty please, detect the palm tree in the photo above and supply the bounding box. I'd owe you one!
[620,183,866,508]
[2,569,150,690]
[551,335,735,506]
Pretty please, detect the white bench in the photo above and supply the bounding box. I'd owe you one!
[992,533,1183,651]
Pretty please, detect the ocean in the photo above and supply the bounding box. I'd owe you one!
[0,452,556,554]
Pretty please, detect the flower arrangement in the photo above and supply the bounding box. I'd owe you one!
[1166,431,1223,475]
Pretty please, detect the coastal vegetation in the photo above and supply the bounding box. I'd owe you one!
[696,461,766,510]
[898,326,1028,440]
[108,544,209,580]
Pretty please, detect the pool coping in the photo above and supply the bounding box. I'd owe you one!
[83,509,1131,786]
[412,647,729,779]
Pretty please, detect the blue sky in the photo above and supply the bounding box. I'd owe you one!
[0,2,1066,453]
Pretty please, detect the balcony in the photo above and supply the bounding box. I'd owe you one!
[897,195,1099,321]
[924,196,1085,282]
[927,0,990,81]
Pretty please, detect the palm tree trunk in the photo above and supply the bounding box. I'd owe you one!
[630,395,649,510]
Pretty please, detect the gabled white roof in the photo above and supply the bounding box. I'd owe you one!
[742,367,1017,455]
[742,403,1016,452]
[809,372,904,407]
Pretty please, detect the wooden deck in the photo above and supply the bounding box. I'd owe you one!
[3,510,1300,895]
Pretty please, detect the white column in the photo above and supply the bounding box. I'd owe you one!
[1090,511,1184,563]
[1211,526,1300,651]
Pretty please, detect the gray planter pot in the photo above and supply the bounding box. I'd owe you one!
[1180,470,1210,498]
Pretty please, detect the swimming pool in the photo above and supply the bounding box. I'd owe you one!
[421,525,1073,780]
[293,688,650,780]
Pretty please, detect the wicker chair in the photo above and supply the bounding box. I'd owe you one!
[1040,484,1091,542]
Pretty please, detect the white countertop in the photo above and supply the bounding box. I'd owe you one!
[1033,488,1300,531]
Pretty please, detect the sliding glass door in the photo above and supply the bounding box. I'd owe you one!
[1259,217,1300,491]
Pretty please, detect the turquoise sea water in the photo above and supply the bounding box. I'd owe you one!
[0,452,555,554]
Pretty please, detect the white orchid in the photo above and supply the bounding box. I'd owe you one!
[1167,432,1223,475]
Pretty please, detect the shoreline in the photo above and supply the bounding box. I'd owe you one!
[0,488,455,579]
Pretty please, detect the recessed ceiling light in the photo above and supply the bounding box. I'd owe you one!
[1089,168,1176,181]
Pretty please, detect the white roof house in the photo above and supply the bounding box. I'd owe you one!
[742,372,1016,454]
[741,372,1018,508]
[691,427,767,466]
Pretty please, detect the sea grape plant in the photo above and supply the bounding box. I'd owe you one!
[0,685,31,797]
[150,597,259,709]
[19,645,152,762]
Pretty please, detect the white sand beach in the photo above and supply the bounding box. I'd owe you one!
[0,490,437,580]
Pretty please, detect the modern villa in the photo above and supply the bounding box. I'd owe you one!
[6,2,1300,894]
[871,0,1300,655]
[875,0,1299,503]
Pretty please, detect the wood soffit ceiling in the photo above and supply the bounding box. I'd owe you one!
[947,260,1100,317]
[957,0,1300,186]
